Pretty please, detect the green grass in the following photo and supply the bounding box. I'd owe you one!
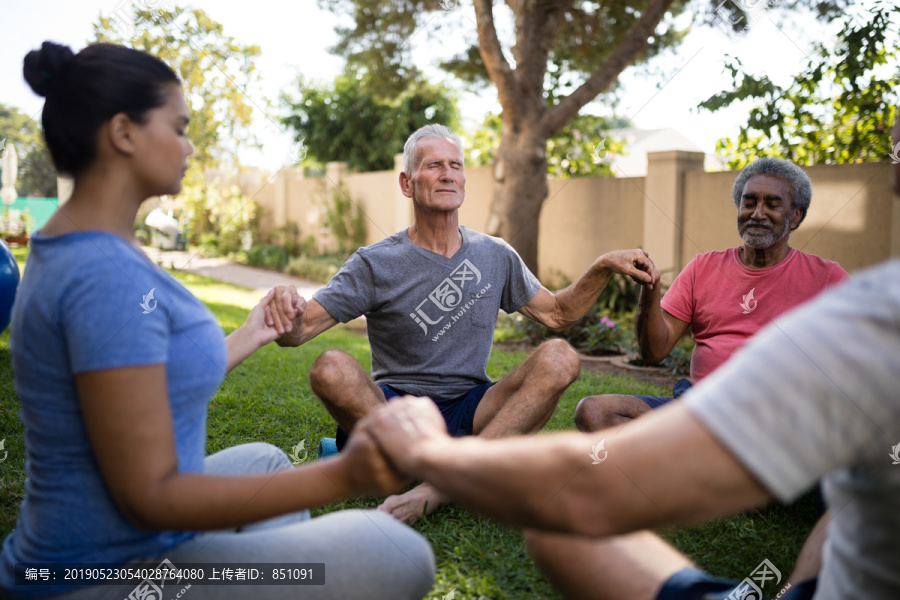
[0,252,817,599]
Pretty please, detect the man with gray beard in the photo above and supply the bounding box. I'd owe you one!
[575,158,848,431]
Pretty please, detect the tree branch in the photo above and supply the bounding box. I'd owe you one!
[473,0,519,115]
[540,0,678,138]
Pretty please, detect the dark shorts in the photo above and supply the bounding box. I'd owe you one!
[657,568,817,600]
[379,382,494,437]
[634,378,692,409]
[335,382,494,450]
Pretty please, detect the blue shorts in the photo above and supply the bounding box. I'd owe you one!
[634,378,692,409]
[657,568,816,600]
[380,382,494,437]
[334,382,494,450]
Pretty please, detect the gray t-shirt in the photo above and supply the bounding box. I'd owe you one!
[313,226,541,398]
[684,259,900,600]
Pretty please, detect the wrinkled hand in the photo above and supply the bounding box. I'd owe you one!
[360,396,450,476]
[599,249,660,290]
[338,425,411,496]
[264,285,306,343]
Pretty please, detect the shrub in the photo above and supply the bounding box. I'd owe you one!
[245,244,288,271]
[285,255,346,283]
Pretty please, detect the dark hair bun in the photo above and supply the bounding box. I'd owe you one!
[24,41,75,97]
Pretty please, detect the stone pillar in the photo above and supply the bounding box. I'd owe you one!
[643,150,705,284]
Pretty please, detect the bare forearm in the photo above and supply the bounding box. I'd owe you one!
[635,285,671,364]
[550,262,613,330]
[225,325,260,373]
[406,410,770,537]
[129,458,354,531]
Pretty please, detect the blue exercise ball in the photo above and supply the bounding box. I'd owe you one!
[0,239,21,334]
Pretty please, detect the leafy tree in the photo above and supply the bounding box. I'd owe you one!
[466,112,628,178]
[321,0,854,273]
[93,6,265,248]
[700,1,900,168]
[281,75,458,172]
[0,104,57,197]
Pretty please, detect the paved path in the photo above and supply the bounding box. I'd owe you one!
[142,247,325,299]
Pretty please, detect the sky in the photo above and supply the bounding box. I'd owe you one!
[0,0,839,173]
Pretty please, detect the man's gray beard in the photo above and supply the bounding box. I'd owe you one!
[740,219,791,249]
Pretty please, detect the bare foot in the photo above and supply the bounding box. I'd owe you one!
[377,482,447,524]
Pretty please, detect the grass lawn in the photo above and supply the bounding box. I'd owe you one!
[0,249,820,599]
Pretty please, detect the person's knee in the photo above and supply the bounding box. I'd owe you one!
[309,349,355,394]
[574,394,638,432]
[245,442,293,472]
[523,529,557,568]
[574,395,603,432]
[536,338,581,386]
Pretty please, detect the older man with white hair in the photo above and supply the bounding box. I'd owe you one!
[268,124,655,523]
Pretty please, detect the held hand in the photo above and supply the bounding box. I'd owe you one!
[241,288,282,348]
[362,396,449,475]
[337,426,410,496]
[599,249,660,290]
[264,285,306,342]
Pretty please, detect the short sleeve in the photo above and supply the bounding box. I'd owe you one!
[661,257,696,323]
[312,251,376,323]
[62,261,169,374]
[499,242,541,313]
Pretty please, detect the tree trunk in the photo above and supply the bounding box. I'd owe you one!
[486,126,549,276]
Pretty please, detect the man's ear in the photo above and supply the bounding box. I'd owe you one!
[789,204,803,230]
[399,171,413,199]
[106,113,138,156]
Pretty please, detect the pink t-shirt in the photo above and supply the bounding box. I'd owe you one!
[661,247,848,383]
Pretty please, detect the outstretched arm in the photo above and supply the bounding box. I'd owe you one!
[76,365,407,532]
[518,249,659,331]
[362,396,770,537]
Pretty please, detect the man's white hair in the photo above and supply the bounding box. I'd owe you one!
[402,124,464,174]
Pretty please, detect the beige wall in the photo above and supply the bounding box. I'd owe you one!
[681,162,896,272]
[252,154,899,280]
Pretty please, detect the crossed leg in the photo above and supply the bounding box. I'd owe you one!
[524,511,829,599]
[309,338,581,524]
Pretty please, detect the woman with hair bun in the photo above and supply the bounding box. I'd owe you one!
[0,42,434,600]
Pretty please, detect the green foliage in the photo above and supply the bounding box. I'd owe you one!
[0,104,57,197]
[93,6,265,245]
[466,113,629,178]
[324,187,367,255]
[245,244,288,271]
[700,1,900,167]
[284,255,346,283]
[281,75,458,173]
